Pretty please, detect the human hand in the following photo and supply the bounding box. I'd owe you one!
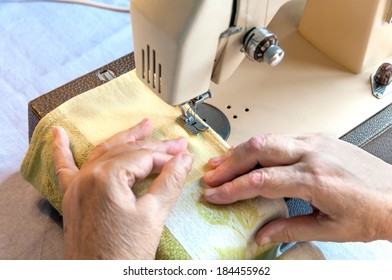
[203,134,392,245]
[52,118,193,259]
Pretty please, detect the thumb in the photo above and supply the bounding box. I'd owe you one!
[52,126,79,194]
[145,152,194,215]
[256,214,334,245]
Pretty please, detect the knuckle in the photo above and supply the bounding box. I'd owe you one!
[246,136,265,152]
[249,169,266,188]
[219,183,236,199]
[280,224,296,243]
[296,165,322,200]
[246,171,266,196]
[167,170,185,188]
[51,140,61,153]
[162,166,188,193]
[252,169,278,197]
[55,166,68,178]
[55,162,66,177]
[301,159,326,185]
[302,133,327,152]
[94,142,108,153]
[85,163,116,193]
[90,142,109,159]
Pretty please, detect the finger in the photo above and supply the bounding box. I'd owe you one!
[97,137,188,163]
[207,148,233,169]
[203,165,311,204]
[255,214,337,245]
[52,126,79,194]
[107,150,176,187]
[203,170,264,204]
[204,136,265,187]
[87,118,153,162]
[93,150,177,209]
[141,152,194,214]
[204,134,309,187]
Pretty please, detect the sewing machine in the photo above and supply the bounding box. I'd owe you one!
[130,0,392,146]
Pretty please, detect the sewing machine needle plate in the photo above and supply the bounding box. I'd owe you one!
[197,103,231,140]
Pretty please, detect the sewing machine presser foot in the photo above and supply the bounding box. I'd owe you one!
[176,91,212,136]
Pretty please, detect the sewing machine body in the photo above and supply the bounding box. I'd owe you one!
[131,0,392,146]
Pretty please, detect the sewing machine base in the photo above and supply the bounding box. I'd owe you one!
[209,0,392,146]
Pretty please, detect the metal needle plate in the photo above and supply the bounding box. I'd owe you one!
[196,103,231,140]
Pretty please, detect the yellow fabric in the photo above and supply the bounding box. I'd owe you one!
[20,70,322,260]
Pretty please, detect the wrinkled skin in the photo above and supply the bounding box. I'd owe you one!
[203,133,392,245]
[52,119,193,259]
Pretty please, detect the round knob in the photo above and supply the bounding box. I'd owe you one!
[374,63,392,85]
[243,27,284,66]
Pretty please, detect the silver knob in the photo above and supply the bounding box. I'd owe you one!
[243,27,284,66]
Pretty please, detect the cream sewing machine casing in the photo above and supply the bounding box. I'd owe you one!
[130,0,392,146]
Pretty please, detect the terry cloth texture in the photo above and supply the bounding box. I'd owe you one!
[21,70,322,260]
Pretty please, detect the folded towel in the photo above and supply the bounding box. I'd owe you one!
[21,70,320,259]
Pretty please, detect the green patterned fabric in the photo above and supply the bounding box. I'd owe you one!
[21,70,290,259]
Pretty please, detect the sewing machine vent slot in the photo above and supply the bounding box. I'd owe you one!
[158,63,162,93]
[141,45,162,94]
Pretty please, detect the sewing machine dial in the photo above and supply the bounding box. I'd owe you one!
[242,27,284,66]
[371,63,392,99]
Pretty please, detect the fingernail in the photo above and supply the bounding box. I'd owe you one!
[52,127,58,138]
[204,170,214,181]
[141,118,150,125]
[258,236,271,246]
[52,126,61,141]
[209,155,223,166]
[203,188,216,198]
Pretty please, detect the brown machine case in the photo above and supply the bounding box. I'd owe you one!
[28,53,135,141]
